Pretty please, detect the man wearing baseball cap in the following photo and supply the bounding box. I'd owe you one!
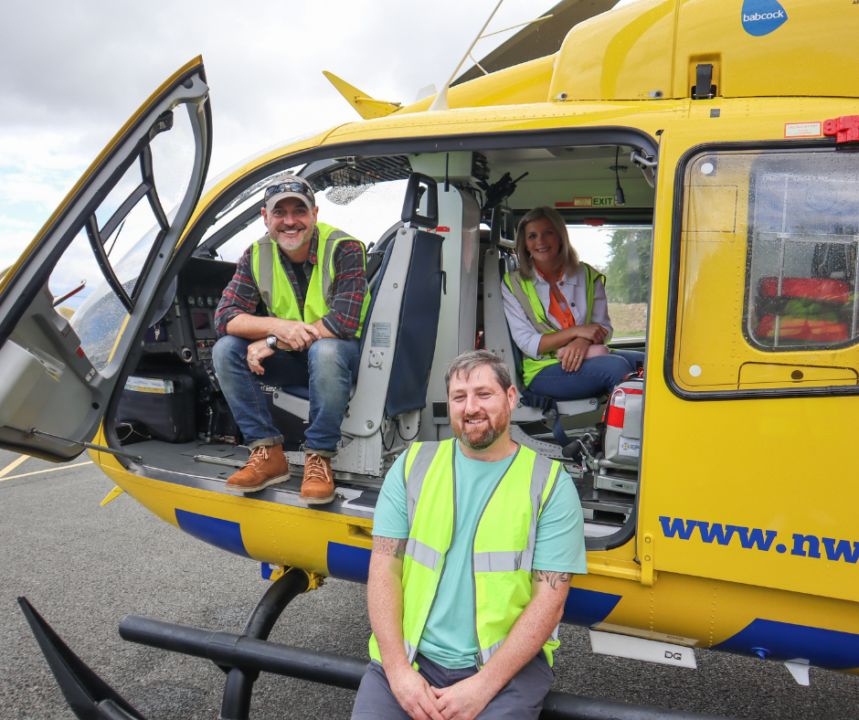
[212,175,371,503]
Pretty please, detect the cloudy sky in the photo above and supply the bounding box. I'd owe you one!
[0,0,640,283]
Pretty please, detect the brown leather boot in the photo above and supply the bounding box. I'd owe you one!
[224,444,289,494]
[300,453,335,505]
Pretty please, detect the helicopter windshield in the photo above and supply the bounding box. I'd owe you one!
[63,106,198,370]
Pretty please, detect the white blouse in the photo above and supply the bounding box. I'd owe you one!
[500,263,613,360]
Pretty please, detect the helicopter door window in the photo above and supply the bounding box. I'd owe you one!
[569,224,651,341]
[61,107,200,371]
[673,148,859,395]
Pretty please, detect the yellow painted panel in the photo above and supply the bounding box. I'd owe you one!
[674,0,859,100]
[582,569,859,653]
[99,462,372,576]
[676,235,748,387]
[550,0,675,101]
[549,0,859,102]
[640,388,859,604]
[449,54,556,109]
[739,362,858,389]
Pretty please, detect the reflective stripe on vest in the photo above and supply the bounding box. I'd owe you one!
[368,439,562,668]
[251,222,371,339]
[406,537,442,571]
[503,263,606,386]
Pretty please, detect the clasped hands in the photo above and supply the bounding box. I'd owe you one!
[556,323,608,373]
[246,320,320,375]
[388,665,494,720]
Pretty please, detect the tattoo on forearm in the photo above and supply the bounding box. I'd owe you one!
[532,570,572,590]
[373,537,408,559]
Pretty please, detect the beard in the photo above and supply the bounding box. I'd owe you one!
[272,225,312,251]
[453,411,509,451]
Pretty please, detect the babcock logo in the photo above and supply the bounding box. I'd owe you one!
[742,0,788,36]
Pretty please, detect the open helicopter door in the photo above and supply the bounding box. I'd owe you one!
[0,58,212,462]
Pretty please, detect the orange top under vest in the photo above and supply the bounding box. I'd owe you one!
[536,268,575,329]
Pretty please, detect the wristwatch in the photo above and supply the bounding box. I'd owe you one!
[266,335,278,350]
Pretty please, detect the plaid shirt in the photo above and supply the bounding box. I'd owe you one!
[215,227,368,340]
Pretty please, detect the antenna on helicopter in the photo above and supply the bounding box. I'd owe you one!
[428,6,555,111]
[429,0,506,112]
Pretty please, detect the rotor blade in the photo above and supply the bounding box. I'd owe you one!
[17,597,148,720]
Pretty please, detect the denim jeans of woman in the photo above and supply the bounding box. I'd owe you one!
[527,349,644,400]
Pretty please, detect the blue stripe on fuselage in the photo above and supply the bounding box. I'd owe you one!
[175,509,250,558]
[713,619,859,671]
[563,588,622,627]
[327,541,371,583]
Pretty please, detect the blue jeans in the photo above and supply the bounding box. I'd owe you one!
[528,349,644,400]
[212,335,359,455]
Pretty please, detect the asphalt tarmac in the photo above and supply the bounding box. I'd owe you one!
[1,449,858,720]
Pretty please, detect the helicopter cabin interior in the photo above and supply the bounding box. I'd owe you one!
[55,135,656,550]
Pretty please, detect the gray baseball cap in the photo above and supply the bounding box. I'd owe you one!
[263,175,315,213]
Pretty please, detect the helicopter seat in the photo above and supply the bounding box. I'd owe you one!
[275,381,358,422]
[271,223,406,422]
[271,223,404,422]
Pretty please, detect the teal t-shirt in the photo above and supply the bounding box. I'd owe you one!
[372,441,588,669]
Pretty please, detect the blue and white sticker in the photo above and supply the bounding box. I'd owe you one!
[742,0,788,36]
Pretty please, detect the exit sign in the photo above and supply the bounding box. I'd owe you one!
[556,196,616,208]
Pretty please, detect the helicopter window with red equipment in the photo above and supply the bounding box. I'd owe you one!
[673,147,859,396]
[745,151,859,353]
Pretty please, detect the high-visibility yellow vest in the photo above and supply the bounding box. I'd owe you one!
[369,439,563,669]
[251,222,371,340]
[503,263,606,386]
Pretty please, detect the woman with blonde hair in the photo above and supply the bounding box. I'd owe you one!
[500,206,643,399]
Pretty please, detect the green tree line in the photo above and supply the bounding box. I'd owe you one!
[596,228,652,304]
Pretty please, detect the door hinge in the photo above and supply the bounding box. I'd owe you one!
[640,532,656,586]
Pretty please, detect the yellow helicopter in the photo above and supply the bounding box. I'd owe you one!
[7,0,859,717]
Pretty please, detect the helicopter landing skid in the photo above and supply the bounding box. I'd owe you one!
[18,581,739,720]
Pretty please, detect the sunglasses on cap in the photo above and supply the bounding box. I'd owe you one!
[264,180,314,201]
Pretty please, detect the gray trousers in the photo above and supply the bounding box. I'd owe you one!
[351,652,553,720]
